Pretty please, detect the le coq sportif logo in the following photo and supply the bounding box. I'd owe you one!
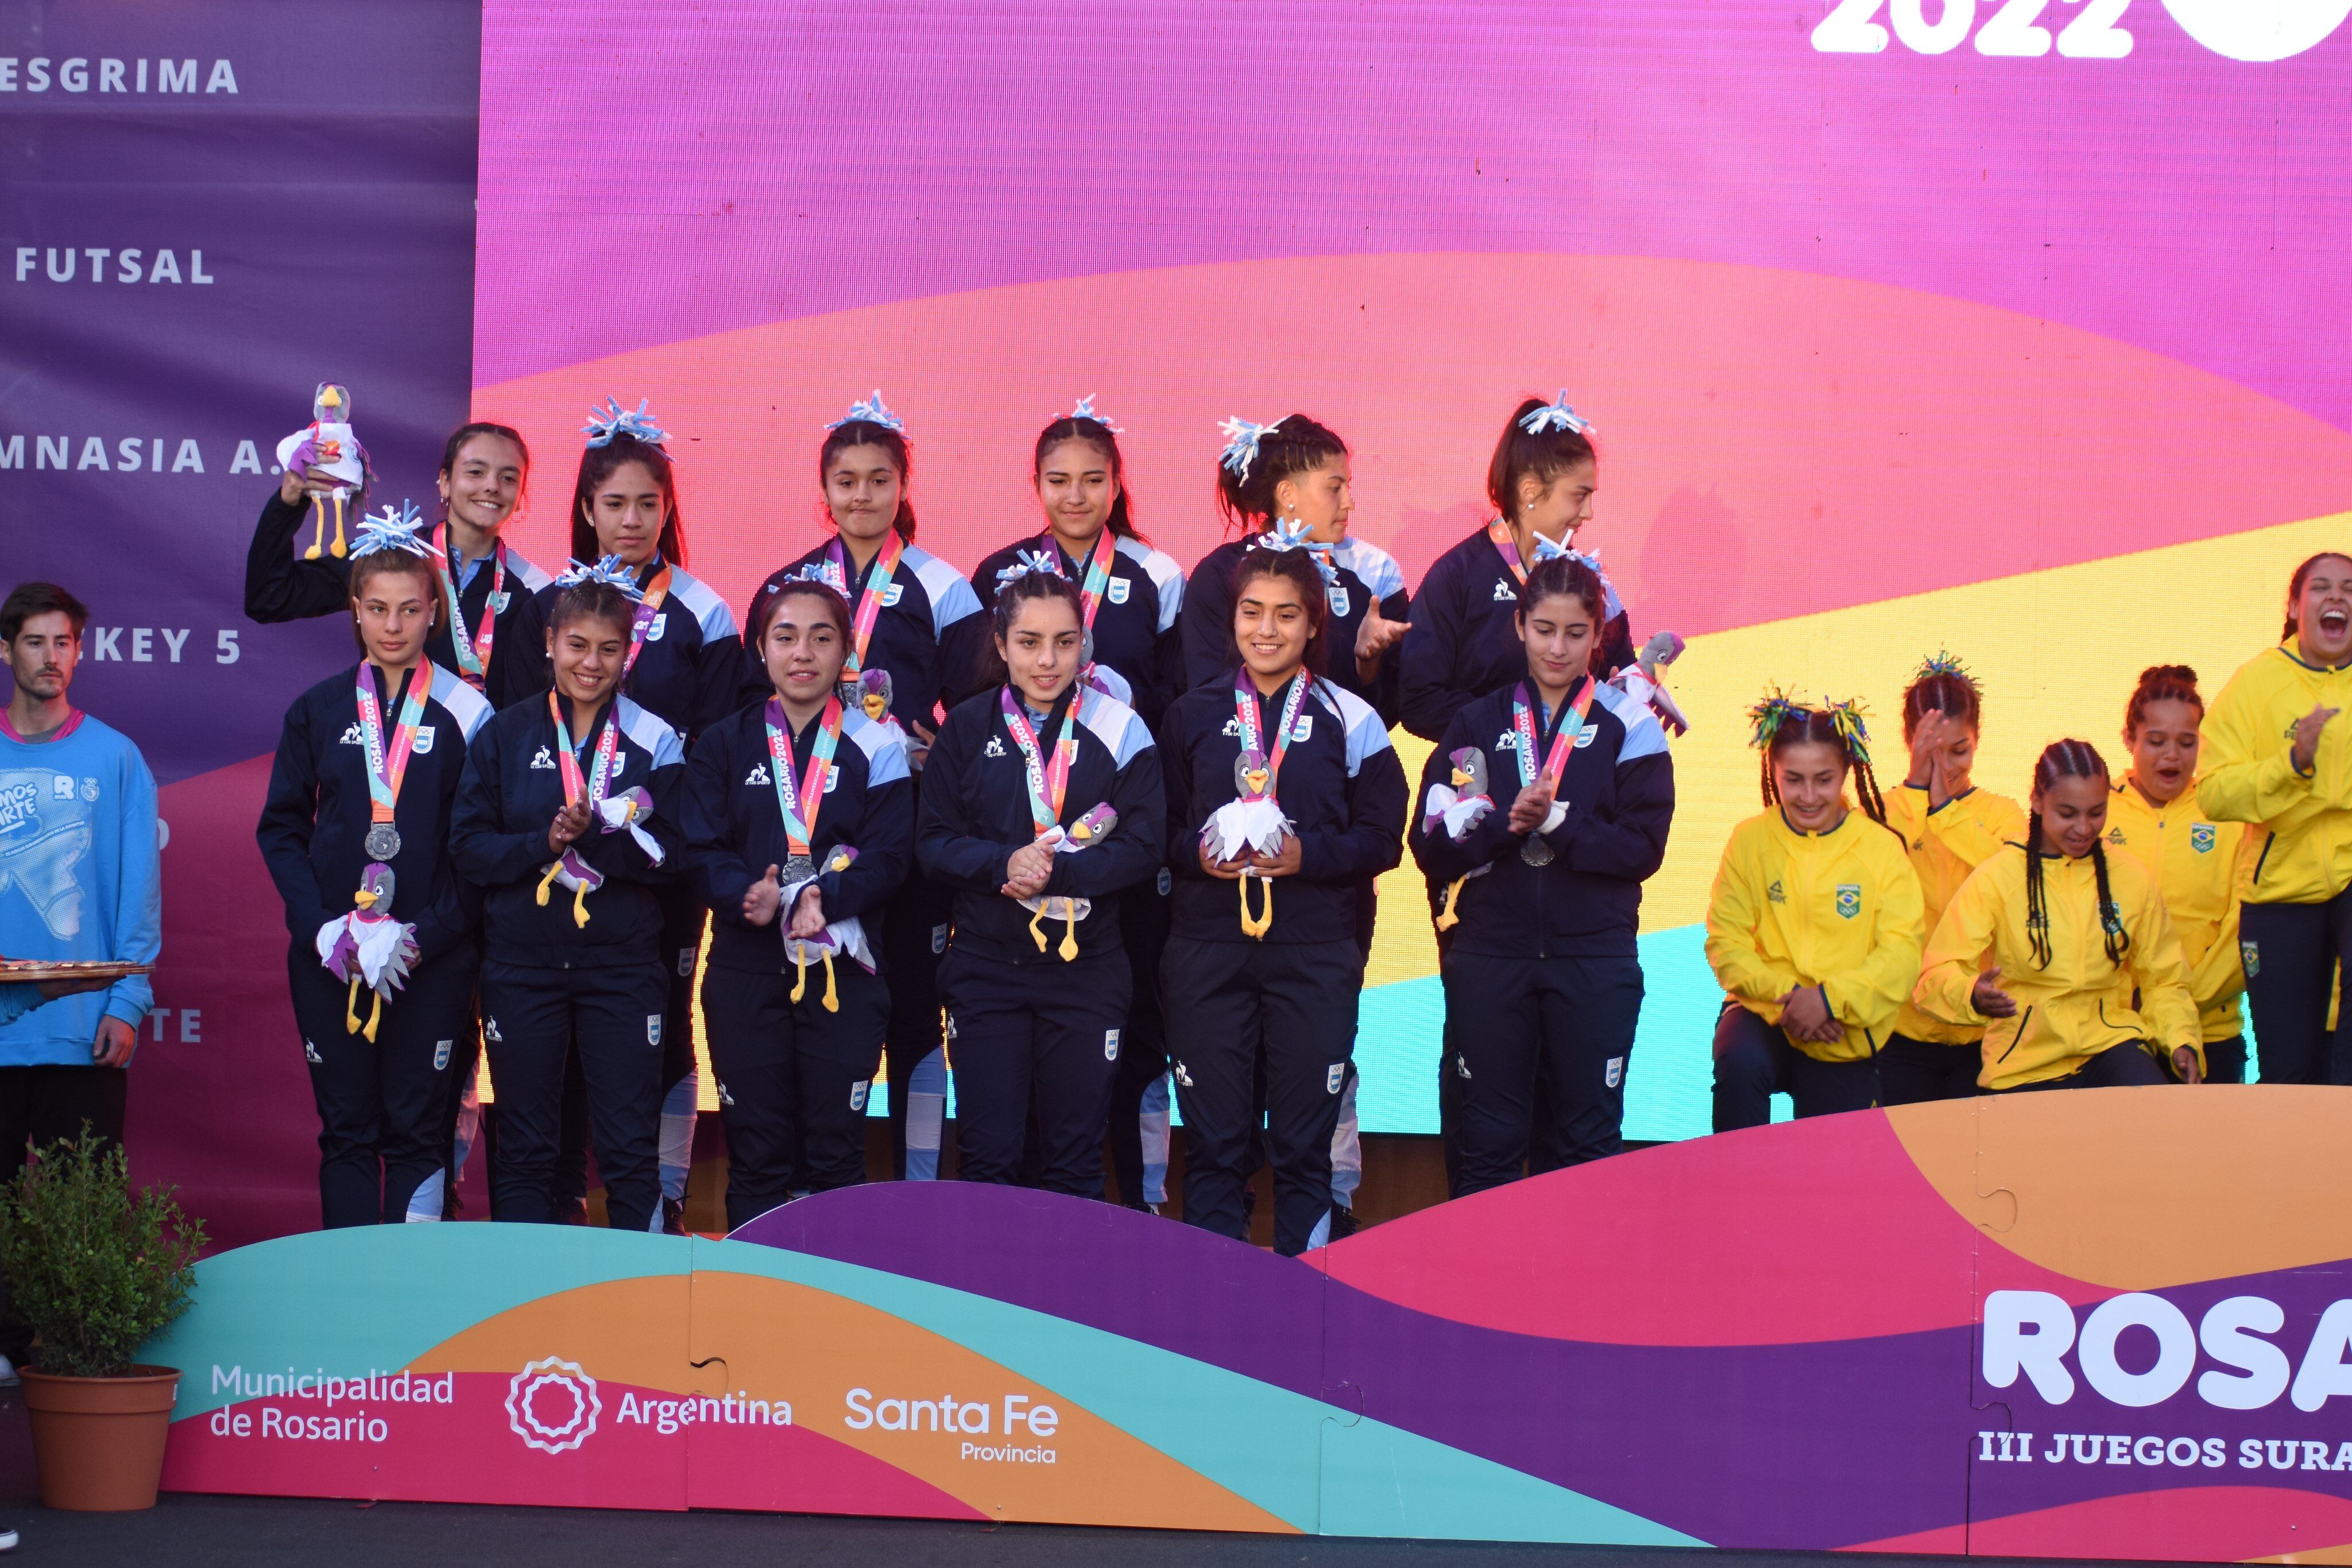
[506,1356,601,1454]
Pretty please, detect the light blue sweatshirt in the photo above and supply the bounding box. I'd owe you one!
[0,713,160,1066]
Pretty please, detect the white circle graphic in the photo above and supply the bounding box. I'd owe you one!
[506,1356,602,1454]
[2162,0,2352,60]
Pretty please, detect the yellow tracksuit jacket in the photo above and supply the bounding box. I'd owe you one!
[1704,808,1927,1063]
[1884,784,2027,1044]
[1915,843,2202,1090]
[2104,780,2252,1044]
[2197,642,2352,907]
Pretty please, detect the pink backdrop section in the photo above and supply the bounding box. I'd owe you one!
[476,255,2352,646]
[477,0,2352,435]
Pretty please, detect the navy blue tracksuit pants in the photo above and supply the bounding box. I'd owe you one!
[940,946,1126,1197]
[289,943,478,1228]
[1439,950,1641,1198]
[479,958,666,1233]
[701,959,888,1229]
[1163,935,1360,1257]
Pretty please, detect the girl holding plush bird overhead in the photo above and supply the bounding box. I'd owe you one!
[2198,553,2352,1086]
[1159,544,1407,1254]
[1914,740,2203,1093]
[1875,652,2028,1105]
[451,564,687,1232]
[257,502,495,1229]
[1705,695,1922,1129]
[1409,555,1673,1194]
[684,578,912,1228]
[504,399,761,1229]
[2106,666,2253,1083]
[916,570,1163,1198]
[752,394,987,1180]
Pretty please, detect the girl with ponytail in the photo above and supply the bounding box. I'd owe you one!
[1914,741,2203,1091]
[2197,552,2352,1084]
[1176,415,1412,722]
[1705,694,1923,1129]
[1877,652,2027,1104]
[2105,666,2254,1082]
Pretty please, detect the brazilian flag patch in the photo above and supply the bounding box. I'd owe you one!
[2191,823,2216,853]
[2242,939,2260,978]
[1836,884,1862,920]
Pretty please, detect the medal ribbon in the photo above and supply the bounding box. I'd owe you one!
[355,665,428,833]
[763,696,844,857]
[434,526,507,686]
[548,690,622,813]
[829,530,904,680]
[622,562,674,682]
[999,686,1081,841]
[1233,671,1312,803]
[1487,518,1532,587]
[1511,677,1596,790]
[1071,528,1117,632]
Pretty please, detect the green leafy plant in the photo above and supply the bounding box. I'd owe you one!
[0,1131,204,1378]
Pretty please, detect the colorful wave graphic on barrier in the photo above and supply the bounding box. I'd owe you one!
[149,1089,2352,1557]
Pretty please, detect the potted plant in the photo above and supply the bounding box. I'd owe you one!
[0,1129,204,1511]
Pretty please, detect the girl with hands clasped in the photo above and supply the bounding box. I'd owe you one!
[915,571,1163,1197]
[1410,555,1673,1192]
[1914,741,2202,1092]
[1876,653,2026,1104]
[2197,553,2352,1084]
[1160,547,1406,1252]
[257,505,496,1227]
[1705,696,1921,1129]
[451,568,687,1232]
[684,580,911,1227]
[2104,666,2254,1083]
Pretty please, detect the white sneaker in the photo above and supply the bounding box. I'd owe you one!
[0,1526,20,1551]
[0,1355,20,1388]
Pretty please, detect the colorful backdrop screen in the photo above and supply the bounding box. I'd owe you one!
[471,0,2352,1137]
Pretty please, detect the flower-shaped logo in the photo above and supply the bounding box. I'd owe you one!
[506,1356,601,1454]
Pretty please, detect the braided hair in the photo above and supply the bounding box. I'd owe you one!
[2024,739,2127,971]
[1749,692,1890,826]
[1903,649,1982,743]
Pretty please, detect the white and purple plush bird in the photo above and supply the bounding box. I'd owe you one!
[1422,747,1495,840]
[1609,629,1690,735]
[1020,803,1119,961]
[597,785,664,863]
[782,846,875,1012]
[535,849,606,927]
[276,382,370,560]
[315,862,417,1042]
[1202,750,1294,939]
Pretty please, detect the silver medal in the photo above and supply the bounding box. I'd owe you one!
[1519,834,1555,868]
[782,853,818,887]
[365,822,402,860]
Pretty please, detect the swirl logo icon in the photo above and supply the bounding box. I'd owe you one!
[506,1356,601,1454]
[2161,0,2352,59]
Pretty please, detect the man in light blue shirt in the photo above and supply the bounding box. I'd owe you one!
[0,582,162,1383]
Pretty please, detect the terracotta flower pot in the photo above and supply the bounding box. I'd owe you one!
[19,1365,180,1511]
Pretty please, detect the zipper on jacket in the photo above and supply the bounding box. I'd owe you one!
[1996,1005,2034,1063]
[2252,833,2273,887]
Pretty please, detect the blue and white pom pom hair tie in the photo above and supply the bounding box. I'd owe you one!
[1255,518,1340,587]
[1217,415,1286,483]
[1518,391,1595,438]
[828,390,905,433]
[995,547,1063,588]
[1063,395,1122,433]
[582,398,671,449]
[554,555,648,602]
[348,500,443,560]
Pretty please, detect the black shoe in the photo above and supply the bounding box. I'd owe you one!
[662,1197,686,1236]
[554,1198,588,1226]
[1326,1202,1360,1241]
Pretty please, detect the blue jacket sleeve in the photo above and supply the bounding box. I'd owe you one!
[243,489,351,624]
[684,725,756,923]
[256,699,332,941]
[1398,556,1463,742]
[1156,707,1211,882]
[1044,745,1166,901]
[821,776,913,922]
[914,718,1023,893]
[103,744,161,1029]
[1177,556,1235,694]
[1296,745,1409,885]
[694,633,764,744]
[577,759,682,885]
[1553,749,1674,881]
[450,728,547,889]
